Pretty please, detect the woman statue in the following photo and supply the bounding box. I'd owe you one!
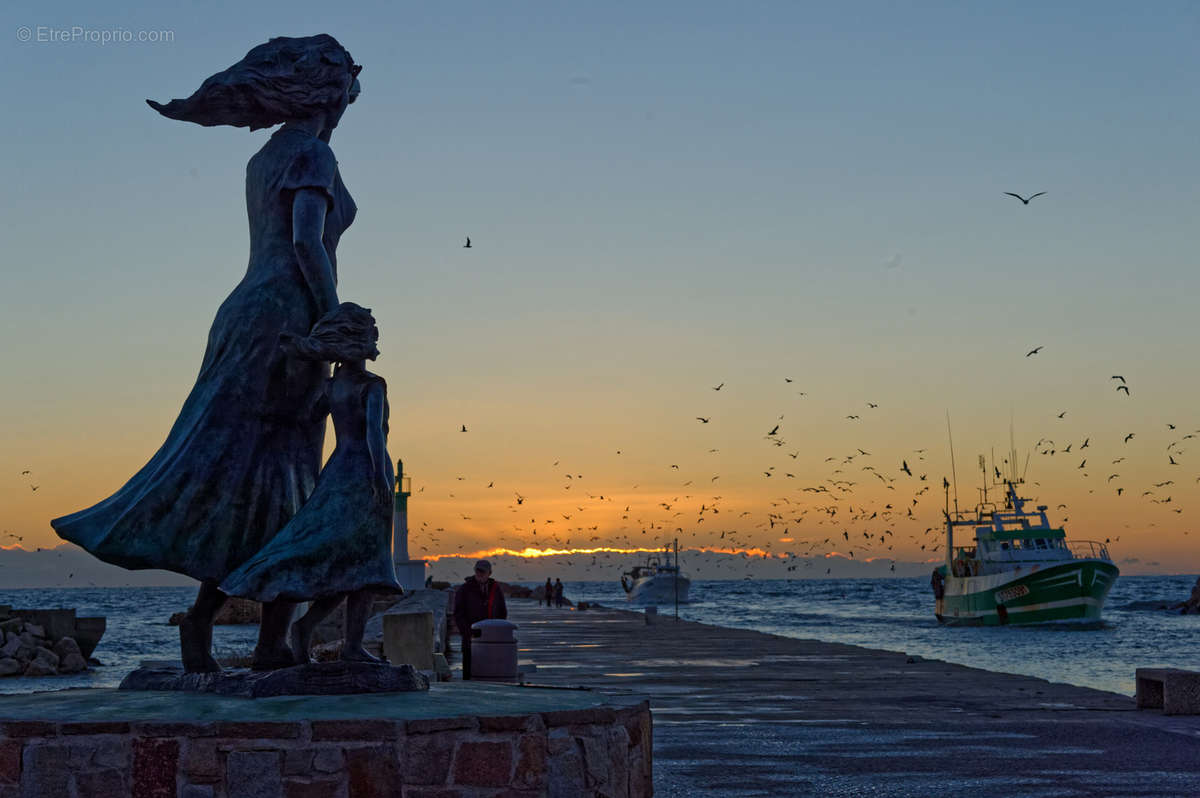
[51,35,362,672]
[220,303,403,664]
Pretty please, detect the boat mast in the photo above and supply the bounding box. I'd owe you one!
[945,412,960,572]
[673,538,680,621]
[1009,415,1018,484]
[946,412,960,517]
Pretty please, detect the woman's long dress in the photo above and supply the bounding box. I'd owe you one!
[51,127,356,582]
[220,368,402,602]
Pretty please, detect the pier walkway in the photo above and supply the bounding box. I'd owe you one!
[504,599,1200,797]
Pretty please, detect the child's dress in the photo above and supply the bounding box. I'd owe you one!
[220,366,402,602]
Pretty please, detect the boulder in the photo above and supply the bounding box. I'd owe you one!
[24,623,46,640]
[34,647,60,669]
[0,618,22,634]
[0,635,21,659]
[23,649,58,676]
[58,652,88,674]
[14,643,36,667]
[53,637,82,661]
[0,657,20,677]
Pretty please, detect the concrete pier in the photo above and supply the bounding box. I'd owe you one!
[505,599,1200,797]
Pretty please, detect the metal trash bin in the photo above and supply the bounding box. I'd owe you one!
[470,619,518,679]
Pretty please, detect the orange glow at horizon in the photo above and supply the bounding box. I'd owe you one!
[424,544,791,562]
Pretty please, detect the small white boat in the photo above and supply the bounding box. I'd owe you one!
[621,548,690,605]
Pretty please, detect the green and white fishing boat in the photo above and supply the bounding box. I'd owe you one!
[931,478,1119,626]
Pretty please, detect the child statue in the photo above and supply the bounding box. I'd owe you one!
[220,302,402,663]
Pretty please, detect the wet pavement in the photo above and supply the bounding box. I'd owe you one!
[501,600,1200,797]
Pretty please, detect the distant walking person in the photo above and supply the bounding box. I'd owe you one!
[542,577,553,608]
[554,578,565,608]
[453,560,507,680]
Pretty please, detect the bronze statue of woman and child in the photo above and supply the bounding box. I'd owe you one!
[51,34,403,674]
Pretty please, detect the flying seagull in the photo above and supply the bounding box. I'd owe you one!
[1116,385,1130,395]
[696,417,711,424]
[460,424,468,432]
[1124,433,1134,443]
[463,237,472,248]
[1005,191,1047,205]
[1112,376,1125,384]
[1026,346,1043,357]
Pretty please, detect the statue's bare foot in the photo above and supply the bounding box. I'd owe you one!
[251,643,295,671]
[341,645,384,664]
[180,616,221,673]
[288,626,311,666]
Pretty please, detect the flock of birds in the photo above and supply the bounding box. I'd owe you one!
[421,331,1191,583]
[5,191,1191,584]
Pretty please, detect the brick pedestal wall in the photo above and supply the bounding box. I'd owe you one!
[0,702,651,798]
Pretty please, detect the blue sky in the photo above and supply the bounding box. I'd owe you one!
[3,2,1200,575]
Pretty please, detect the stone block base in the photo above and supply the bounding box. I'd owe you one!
[0,690,651,797]
[1136,667,1200,715]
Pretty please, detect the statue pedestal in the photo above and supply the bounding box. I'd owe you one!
[394,559,427,591]
[0,684,652,797]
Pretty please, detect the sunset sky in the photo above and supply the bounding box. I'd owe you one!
[3,2,1200,581]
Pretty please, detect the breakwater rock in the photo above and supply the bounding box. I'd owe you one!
[0,606,90,677]
[168,596,262,626]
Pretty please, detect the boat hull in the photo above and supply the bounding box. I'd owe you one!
[626,575,691,605]
[936,559,1118,626]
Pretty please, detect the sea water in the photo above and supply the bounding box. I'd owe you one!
[2,575,1198,696]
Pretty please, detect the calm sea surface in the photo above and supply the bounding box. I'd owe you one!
[2,575,1197,696]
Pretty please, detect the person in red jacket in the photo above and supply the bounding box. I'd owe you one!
[453,559,507,679]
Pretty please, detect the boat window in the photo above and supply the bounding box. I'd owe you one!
[1036,539,1048,549]
[1000,542,1009,551]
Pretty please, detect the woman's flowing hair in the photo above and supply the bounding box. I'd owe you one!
[147,34,360,130]
[284,302,380,364]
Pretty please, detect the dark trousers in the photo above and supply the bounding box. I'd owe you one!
[460,630,472,680]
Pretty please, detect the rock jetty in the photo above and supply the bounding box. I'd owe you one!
[168,596,262,626]
[0,607,89,677]
[1172,576,1200,614]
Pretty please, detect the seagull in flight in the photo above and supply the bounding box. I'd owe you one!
[1116,385,1130,395]
[1124,433,1135,443]
[463,237,472,248]
[696,417,711,424]
[1005,191,1047,205]
[1026,346,1043,357]
[460,424,468,432]
[1112,376,1125,384]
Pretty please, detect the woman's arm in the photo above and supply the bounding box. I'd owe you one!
[365,382,390,500]
[292,188,339,317]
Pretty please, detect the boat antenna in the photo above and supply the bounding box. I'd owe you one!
[946,411,960,517]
